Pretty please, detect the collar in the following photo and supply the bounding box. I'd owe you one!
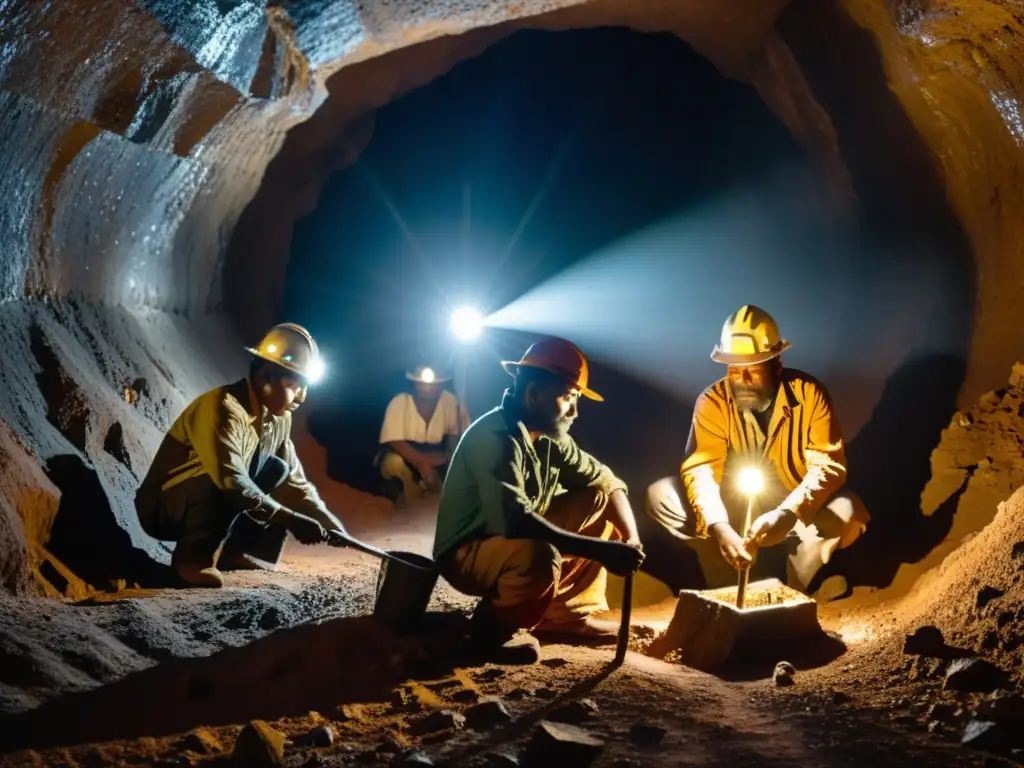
[243,378,271,426]
[499,389,540,450]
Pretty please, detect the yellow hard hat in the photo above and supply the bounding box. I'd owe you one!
[245,323,324,383]
[710,305,791,365]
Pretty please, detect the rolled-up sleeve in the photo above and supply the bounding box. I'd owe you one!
[681,391,730,536]
[185,394,283,523]
[780,385,848,523]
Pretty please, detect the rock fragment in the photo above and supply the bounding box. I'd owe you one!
[523,721,604,767]
[410,710,466,736]
[303,725,335,748]
[628,722,667,746]
[541,657,569,669]
[400,751,435,766]
[178,728,220,755]
[773,661,796,687]
[484,752,520,767]
[465,698,513,730]
[232,720,286,766]
[944,658,1008,693]
[903,625,946,656]
[549,698,600,724]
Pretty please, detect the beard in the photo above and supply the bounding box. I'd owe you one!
[732,384,774,414]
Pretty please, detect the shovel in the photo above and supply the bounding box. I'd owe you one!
[327,529,435,571]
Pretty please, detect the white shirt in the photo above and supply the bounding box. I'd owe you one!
[379,391,465,446]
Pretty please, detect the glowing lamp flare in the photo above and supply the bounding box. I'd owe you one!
[305,357,326,385]
[737,467,765,497]
[421,367,436,384]
[450,306,484,342]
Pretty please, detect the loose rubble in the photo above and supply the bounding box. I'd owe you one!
[232,720,287,766]
[523,721,604,767]
[773,661,796,687]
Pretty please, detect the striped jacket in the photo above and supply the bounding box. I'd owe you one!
[680,369,847,537]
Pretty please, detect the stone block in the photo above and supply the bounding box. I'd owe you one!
[648,579,823,671]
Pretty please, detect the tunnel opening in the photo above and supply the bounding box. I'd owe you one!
[269,26,973,593]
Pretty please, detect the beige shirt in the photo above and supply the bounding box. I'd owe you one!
[135,378,329,527]
[379,391,467,446]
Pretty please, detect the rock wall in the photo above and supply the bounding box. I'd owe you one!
[1,0,1023,593]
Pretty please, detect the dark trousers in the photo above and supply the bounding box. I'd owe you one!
[168,454,291,569]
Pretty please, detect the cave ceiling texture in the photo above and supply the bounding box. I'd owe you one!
[0,0,1022,596]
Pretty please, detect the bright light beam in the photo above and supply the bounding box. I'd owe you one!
[450,306,484,342]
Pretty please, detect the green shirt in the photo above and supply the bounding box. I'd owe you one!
[432,391,627,560]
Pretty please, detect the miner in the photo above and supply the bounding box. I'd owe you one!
[377,365,467,504]
[135,323,346,588]
[646,305,870,602]
[433,337,645,659]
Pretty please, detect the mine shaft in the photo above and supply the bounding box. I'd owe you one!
[1,2,1024,767]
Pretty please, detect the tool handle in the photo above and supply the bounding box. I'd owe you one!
[614,572,634,665]
[737,566,750,609]
[327,530,435,571]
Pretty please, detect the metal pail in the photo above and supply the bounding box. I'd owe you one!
[373,551,438,633]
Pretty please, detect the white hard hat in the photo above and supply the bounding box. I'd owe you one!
[245,323,324,383]
[710,305,791,366]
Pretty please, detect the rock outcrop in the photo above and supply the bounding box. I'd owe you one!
[1,1,1023,593]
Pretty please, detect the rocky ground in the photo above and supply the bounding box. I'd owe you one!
[4,369,1024,767]
[1,489,1023,767]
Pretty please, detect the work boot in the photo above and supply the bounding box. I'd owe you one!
[465,606,540,665]
[171,548,225,588]
[218,518,287,571]
[533,616,620,646]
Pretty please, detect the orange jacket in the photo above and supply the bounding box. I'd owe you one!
[681,369,848,537]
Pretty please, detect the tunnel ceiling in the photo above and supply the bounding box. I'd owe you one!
[1,0,1024,595]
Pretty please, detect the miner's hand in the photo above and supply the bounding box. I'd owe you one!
[284,512,328,545]
[710,523,753,571]
[745,509,798,549]
[600,540,646,577]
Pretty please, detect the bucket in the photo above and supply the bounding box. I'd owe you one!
[373,551,439,633]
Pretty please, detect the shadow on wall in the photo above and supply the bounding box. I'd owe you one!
[822,355,968,590]
[775,2,976,588]
[43,454,170,590]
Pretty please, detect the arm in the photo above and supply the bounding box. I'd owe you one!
[186,393,286,523]
[778,385,848,523]
[273,434,345,531]
[547,434,638,543]
[470,433,614,563]
[680,391,731,538]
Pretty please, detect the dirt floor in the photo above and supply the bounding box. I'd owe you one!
[2,485,1023,768]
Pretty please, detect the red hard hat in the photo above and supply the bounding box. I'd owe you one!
[501,337,603,402]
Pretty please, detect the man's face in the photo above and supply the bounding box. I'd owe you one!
[526,380,580,437]
[727,360,779,414]
[262,373,308,417]
[414,381,442,401]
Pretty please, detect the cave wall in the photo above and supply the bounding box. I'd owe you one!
[0,0,1022,594]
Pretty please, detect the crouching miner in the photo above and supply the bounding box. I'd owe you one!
[433,337,645,660]
[135,323,346,587]
[646,306,870,602]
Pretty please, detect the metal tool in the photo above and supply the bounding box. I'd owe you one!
[614,572,634,665]
[327,529,435,571]
[735,467,765,610]
[737,494,754,609]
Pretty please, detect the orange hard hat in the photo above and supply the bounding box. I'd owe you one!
[501,337,603,402]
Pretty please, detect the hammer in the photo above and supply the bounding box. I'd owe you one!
[614,572,634,665]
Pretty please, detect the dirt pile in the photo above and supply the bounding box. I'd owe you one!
[780,365,1024,759]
